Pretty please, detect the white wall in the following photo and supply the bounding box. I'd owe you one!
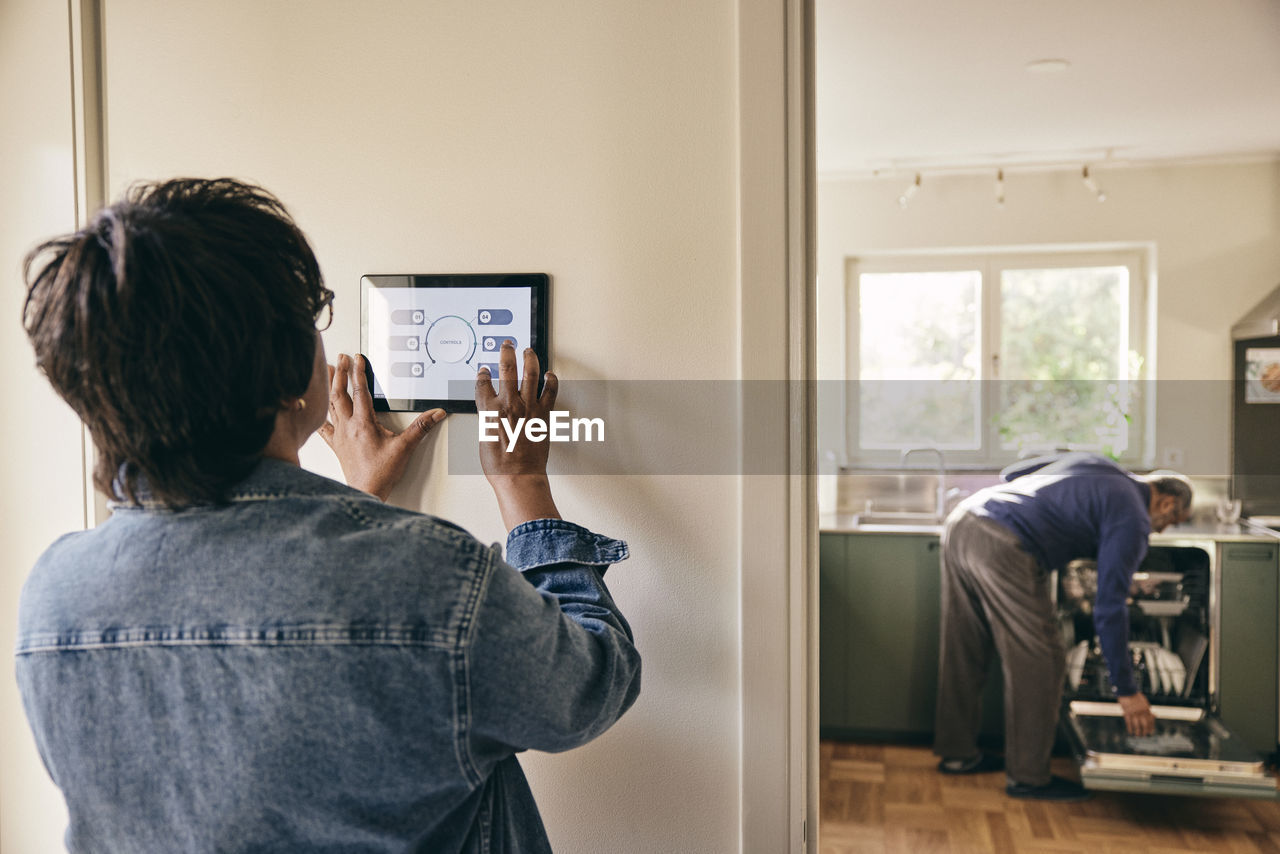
[87,2,745,852]
[0,2,84,852]
[818,160,1280,475]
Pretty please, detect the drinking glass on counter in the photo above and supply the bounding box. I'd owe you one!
[1215,497,1242,524]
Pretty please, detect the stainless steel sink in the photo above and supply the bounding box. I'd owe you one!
[837,471,941,515]
[850,510,944,527]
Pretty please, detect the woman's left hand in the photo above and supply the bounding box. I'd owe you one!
[319,353,446,501]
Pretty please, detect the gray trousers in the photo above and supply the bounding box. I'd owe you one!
[933,509,1065,786]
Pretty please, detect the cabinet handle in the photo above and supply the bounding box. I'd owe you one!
[1224,546,1275,562]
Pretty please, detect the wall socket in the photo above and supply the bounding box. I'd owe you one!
[1161,447,1186,468]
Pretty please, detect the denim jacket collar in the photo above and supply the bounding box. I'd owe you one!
[109,456,371,512]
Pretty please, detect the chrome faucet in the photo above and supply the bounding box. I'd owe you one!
[900,447,947,521]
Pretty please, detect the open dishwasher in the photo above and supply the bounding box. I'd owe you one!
[1057,541,1279,798]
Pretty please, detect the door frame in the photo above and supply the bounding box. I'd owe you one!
[737,0,816,850]
[71,0,110,528]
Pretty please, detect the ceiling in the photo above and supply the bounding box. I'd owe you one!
[815,0,1280,177]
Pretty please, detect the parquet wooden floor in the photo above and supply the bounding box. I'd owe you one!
[820,740,1280,854]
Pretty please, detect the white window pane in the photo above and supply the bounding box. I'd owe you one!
[998,266,1133,455]
[858,271,980,450]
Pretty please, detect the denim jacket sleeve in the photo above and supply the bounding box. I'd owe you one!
[464,519,642,762]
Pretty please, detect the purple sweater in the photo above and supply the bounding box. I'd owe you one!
[972,452,1150,696]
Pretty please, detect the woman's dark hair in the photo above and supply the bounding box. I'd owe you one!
[22,178,329,507]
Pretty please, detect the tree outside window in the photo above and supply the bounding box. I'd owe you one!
[848,250,1148,466]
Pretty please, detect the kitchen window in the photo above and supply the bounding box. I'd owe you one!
[847,248,1149,466]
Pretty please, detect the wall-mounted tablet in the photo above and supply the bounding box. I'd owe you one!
[360,273,549,413]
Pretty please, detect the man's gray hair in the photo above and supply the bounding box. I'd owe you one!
[1143,470,1194,512]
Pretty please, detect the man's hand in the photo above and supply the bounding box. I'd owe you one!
[475,341,561,530]
[1117,692,1156,737]
[319,353,445,501]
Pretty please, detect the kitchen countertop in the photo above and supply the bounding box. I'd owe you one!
[819,513,942,535]
[820,513,1280,543]
[1151,519,1280,543]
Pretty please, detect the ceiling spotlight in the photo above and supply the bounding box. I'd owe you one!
[1025,58,1071,74]
[995,169,1005,208]
[898,173,921,209]
[1082,165,1107,202]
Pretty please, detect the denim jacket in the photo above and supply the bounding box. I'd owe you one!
[15,459,640,853]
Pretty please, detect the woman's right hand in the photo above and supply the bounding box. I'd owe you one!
[475,341,561,530]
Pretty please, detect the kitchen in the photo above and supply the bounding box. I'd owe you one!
[816,0,1280,849]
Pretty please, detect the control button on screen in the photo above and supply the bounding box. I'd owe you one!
[390,362,426,378]
[483,336,516,352]
[426,316,477,364]
[477,309,513,326]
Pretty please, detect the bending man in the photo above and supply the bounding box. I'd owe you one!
[933,452,1191,801]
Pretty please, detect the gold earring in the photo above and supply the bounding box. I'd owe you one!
[296,399,307,411]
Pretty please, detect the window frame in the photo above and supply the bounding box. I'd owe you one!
[845,246,1151,468]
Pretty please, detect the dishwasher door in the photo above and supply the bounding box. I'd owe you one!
[1064,701,1279,799]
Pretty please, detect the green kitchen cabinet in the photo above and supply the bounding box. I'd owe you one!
[819,532,857,732]
[1217,541,1279,755]
[820,532,1004,741]
[820,533,940,737]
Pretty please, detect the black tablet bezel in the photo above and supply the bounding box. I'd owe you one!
[359,273,549,413]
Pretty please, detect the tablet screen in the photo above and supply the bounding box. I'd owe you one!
[360,273,549,412]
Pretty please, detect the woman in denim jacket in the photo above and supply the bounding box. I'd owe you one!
[16,178,640,853]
